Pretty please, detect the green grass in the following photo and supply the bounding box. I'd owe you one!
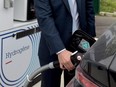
[100,0,116,13]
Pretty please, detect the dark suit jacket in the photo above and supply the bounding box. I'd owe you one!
[34,0,96,62]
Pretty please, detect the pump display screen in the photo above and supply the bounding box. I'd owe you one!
[79,39,90,51]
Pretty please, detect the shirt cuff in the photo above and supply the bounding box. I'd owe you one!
[56,48,66,55]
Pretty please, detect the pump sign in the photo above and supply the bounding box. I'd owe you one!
[0,23,40,87]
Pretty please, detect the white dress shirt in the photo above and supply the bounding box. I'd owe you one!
[68,0,79,33]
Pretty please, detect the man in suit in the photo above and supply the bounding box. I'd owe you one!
[34,0,96,87]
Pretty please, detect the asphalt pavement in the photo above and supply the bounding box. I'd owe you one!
[95,16,116,38]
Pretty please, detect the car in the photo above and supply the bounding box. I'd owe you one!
[66,23,116,87]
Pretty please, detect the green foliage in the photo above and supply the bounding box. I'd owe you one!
[100,0,116,12]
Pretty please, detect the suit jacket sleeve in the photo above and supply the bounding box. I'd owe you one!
[34,0,65,55]
[86,0,96,37]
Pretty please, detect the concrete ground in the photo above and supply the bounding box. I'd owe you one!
[33,16,116,87]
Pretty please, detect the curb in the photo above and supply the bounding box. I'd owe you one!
[99,12,116,17]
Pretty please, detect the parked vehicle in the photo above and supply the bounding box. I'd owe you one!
[66,23,116,87]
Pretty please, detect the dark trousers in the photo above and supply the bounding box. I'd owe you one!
[39,43,75,87]
[41,68,75,87]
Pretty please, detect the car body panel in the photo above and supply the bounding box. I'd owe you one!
[81,23,116,87]
[67,23,116,87]
[83,23,116,68]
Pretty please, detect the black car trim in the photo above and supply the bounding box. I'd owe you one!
[80,60,108,87]
[108,52,116,87]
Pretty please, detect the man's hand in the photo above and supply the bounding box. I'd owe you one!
[57,50,75,71]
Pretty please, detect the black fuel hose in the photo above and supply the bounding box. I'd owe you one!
[23,51,81,87]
